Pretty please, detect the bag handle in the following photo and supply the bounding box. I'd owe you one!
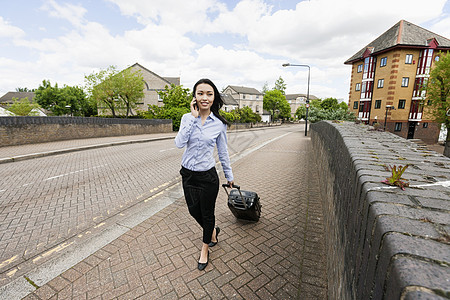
[222,183,247,209]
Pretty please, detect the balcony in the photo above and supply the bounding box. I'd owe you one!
[409,100,423,121]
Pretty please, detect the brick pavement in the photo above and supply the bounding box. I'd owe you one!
[19,127,327,299]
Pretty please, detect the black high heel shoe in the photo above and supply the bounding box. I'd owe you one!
[198,252,209,271]
[208,226,220,247]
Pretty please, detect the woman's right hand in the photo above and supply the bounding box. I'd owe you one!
[190,98,199,118]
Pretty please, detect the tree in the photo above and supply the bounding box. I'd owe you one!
[115,67,145,117]
[425,51,450,157]
[263,89,290,121]
[295,97,355,122]
[319,97,339,110]
[141,84,191,130]
[7,97,41,116]
[35,80,95,116]
[35,80,68,115]
[15,87,36,92]
[85,66,145,118]
[274,76,286,95]
[62,85,96,117]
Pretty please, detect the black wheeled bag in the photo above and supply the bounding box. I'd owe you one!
[223,184,261,222]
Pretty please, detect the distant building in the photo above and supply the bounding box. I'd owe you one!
[0,107,15,116]
[129,63,180,111]
[221,93,239,112]
[0,92,35,105]
[223,85,264,115]
[285,93,319,119]
[345,20,450,144]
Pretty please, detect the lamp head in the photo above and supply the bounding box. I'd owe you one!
[282,63,290,67]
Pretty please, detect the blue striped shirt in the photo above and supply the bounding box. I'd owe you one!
[175,112,234,181]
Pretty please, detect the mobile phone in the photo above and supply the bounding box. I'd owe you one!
[193,98,198,110]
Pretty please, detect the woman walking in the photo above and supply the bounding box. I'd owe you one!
[175,78,234,271]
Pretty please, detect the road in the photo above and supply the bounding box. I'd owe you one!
[0,125,292,289]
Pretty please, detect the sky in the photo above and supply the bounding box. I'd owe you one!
[1,0,450,102]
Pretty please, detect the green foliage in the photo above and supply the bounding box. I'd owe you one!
[426,51,450,126]
[115,68,145,117]
[319,97,339,110]
[381,164,410,190]
[263,89,290,120]
[220,107,262,123]
[425,51,450,157]
[274,76,286,95]
[7,97,41,116]
[140,84,191,131]
[15,87,35,92]
[35,80,95,116]
[84,65,144,118]
[158,84,191,109]
[295,97,355,122]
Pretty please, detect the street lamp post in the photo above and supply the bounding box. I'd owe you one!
[383,105,395,131]
[282,63,310,136]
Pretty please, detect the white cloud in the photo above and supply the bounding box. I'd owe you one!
[247,0,447,62]
[1,0,449,100]
[40,0,87,27]
[0,16,25,39]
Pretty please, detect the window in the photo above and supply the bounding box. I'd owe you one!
[353,101,358,109]
[377,79,384,88]
[375,100,381,109]
[158,94,163,102]
[398,99,406,109]
[423,122,428,128]
[380,57,387,67]
[401,77,409,87]
[405,54,413,64]
[395,122,402,131]
[242,95,246,99]
[357,64,363,72]
[355,83,361,91]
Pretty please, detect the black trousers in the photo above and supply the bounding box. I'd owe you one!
[180,166,219,244]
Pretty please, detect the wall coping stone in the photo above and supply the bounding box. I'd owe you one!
[310,121,449,300]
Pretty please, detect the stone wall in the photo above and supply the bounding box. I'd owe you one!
[0,116,172,147]
[310,121,449,300]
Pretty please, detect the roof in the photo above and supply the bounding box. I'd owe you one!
[221,94,239,106]
[0,107,16,116]
[163,77,180,86]
[285,93,319,100]
[345,20,450,64]
[0,92,35,103]
[129,63,180,86]
[226,85,262,95]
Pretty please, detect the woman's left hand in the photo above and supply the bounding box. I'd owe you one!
[227,181,234,187]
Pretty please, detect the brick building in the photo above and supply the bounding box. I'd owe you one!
[345,20,450,143]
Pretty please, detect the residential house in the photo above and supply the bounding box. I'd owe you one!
[223,85,263,115]
[122,63,180,113]
[345,20,450,144]
[221,93,239,112]
[285,93,318,119]
[0,92,35,106]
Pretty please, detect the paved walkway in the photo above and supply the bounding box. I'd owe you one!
[4,128,328,299]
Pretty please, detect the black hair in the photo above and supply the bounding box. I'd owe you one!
[192,78,229,126]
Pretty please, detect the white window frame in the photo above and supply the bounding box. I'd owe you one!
[401,77,409,87]
[405,54,413,64]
